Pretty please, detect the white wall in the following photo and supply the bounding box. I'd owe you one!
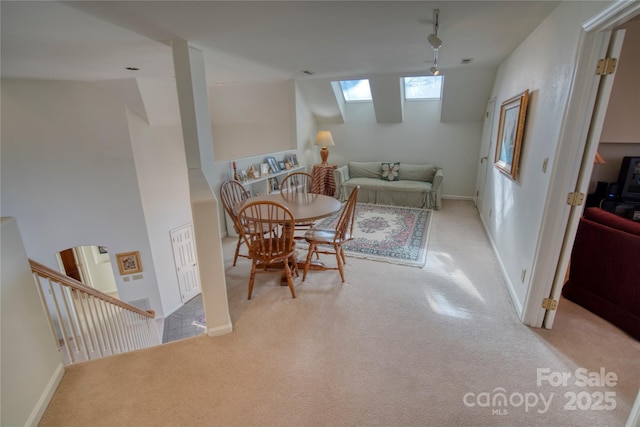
[0,79,164,316]
[321,101,483,197]
[209,80,295,161]
[1,217,64,426]
[479,1,611,312]
[599,18,640,144]
[127,111,194,315]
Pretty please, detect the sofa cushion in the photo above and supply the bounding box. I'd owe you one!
[348,162,382,179]
[381,162,400,181]
[398,163,437,182]
[584,207,640,236]
[344,177,432,192]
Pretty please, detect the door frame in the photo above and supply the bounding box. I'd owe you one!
[521,1,640,328]
[475,96,497,213]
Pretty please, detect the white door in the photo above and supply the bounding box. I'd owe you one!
[475,97,496,212]
[171,224,202,302]
[541,29,626,329]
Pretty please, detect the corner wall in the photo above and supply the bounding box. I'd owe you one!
[479,1,611,313]
[0,79,186,318]
[320,101,482,198]
[1,218,63,426]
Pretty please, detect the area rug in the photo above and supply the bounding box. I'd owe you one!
[192,314,206,329]
[304,203,432,267]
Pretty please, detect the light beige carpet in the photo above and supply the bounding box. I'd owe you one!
[39,200,640,426]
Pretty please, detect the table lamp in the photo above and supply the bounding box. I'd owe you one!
[315,131,335,164]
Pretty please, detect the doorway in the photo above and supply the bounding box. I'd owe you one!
[526,5,640,329]
[57,245,119,298]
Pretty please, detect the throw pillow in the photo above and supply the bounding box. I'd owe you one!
[381,162,400,181]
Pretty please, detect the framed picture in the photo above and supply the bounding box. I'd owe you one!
[494,89,529,180]
[278,160,286,170]
[116,251,142,275]
[240,170,248,182]
[266,156,279,173]
[249,165,260,179]
[287,154,298,167]
[92,245,110,264]
[260,163,270,177]
[270,177,279,192]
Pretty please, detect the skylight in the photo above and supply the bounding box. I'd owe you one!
[339,79,372,102]
[404,76,443,100]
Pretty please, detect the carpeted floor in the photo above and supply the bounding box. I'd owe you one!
[39,200,640,427]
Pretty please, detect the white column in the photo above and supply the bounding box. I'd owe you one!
[171,40,232,336]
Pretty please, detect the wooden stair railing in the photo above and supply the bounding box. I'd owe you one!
[30,259,160,365]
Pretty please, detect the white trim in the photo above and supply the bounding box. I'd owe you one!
[480,214,523,316]
[442,195,474,201]
[207,323,233,337]
[583,0,640,32]
[522,0,640,329]
[162,302,184,318]
[522,28,610,328]
[25,363,65,427]
[626,387,640,427]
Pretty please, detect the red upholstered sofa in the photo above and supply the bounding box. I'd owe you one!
[562,208,640,340]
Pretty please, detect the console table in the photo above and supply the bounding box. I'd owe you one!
[311,163,337,197]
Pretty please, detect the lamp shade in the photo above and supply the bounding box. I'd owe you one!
[314,131,335,147]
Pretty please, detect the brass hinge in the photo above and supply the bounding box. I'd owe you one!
[542,298,558,310]
[596,57,617,75]
[566,192,585,206]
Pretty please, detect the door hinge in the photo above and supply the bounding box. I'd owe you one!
[542,298,558,311]
[596,57,617,75]
[566,192,585,206]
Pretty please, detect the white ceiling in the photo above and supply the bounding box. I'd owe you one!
[1,1,561,85]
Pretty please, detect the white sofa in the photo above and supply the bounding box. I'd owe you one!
[334,161,443,210]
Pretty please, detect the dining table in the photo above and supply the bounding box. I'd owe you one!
[237,191,342,280]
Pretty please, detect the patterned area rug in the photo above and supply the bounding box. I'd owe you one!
[306,203,432,267]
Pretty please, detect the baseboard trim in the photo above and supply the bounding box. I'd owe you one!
[162,302,184,318]
[207,323,233,337]
[26,362,65,427]
[442,195,474,201]
[479,213,524,318]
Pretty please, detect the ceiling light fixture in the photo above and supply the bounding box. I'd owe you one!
[427,9,442,76]
[430,51,440,76]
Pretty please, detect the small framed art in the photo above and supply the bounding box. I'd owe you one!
[116,251,142,275]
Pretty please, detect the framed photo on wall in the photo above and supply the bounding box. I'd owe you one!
[494,89,529,181]
[116,251,142,275]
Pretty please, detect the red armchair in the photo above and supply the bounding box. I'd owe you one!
[562,208,640,341]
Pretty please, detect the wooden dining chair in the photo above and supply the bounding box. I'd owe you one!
[219,179,252,266]
[303,186,359,283]
[280,172,317,238]
[280,171,313,195]
[237,200,298,299]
